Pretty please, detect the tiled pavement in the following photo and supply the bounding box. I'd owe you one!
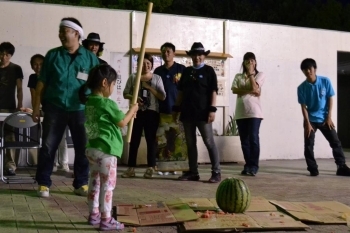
[1,157,350,233]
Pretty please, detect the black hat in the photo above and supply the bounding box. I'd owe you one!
[83,32,105,44]
[186,42,210,56]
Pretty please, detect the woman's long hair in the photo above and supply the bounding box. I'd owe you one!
[241,52,259,75]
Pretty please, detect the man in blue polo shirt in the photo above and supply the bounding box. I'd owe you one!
[154,42,185,115]
[32,17,99,197]
[297,58,350,177]
[154,42,186,175]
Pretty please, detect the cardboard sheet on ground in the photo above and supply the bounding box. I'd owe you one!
[180,197,308,232]
[245,196,277,212]
[180,196,277,212]
[246,212,309,229]
[114,201,198,226]
[183,213,261,231]
[270,200,350,224]
[115,198,350,231]
[182,212,309,231]
[180,198,217,211]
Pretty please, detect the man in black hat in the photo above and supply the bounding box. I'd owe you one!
[172,42,221,183]
[82,32,107,64]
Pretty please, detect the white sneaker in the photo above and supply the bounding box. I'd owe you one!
[60,163,70,172]
[37,185,49,198]
[52,165,58,172]
[159,171,176,175]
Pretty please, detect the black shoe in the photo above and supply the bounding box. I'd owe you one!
[241,170,249,175]
[336,164,350,176]
[178,172,200,181]
[208,172,221,183]
[5,168,16,176]
[247,170,256,176]
[309,170,319,176]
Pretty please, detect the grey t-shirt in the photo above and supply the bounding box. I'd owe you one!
[123,73,166,112]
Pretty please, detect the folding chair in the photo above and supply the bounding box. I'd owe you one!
[0,112,41,184]
[57,127,74,165]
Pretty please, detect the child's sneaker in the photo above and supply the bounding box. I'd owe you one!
[74,185,88,196]
[88,213,101,225]
[37,185,49,198]
[99,217,124,231]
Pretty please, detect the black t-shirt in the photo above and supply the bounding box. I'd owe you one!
[27,73,37,89]
[0,62,23,109]
[178,64,218,122]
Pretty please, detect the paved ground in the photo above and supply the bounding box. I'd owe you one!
[1,156,350,233]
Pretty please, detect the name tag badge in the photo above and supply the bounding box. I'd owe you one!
[77,72,88,81]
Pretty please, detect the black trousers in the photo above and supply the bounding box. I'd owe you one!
[128,110,160,167]
[304,122,346,172]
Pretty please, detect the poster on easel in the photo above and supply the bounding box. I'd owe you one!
[156,113,189,172]
[156,57,228,172]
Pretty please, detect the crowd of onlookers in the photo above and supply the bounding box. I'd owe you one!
[1,15,350,231]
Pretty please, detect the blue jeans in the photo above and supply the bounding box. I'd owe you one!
[236,118,262,173]
[304,122,345,172]
[35,104,89,188]
[182,121,220,174]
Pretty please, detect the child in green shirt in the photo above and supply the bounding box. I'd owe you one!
[79,64,138,231]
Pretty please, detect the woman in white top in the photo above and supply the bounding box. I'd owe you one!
[122,53,166,179]
[231,52,265,176]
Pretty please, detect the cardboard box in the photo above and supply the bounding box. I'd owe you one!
[180,197,309,232]
[114,201,198,226]
[270,200,350,224]
[115,198,350,231]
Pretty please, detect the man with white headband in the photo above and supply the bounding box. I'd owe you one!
[32,17,99,198]
[60,19,84,41]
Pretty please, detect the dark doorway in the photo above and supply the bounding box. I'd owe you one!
[337,52,350,148]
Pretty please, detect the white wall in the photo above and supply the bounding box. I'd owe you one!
[2,1,349,161]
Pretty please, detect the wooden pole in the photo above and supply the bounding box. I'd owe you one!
[126,2,153,143]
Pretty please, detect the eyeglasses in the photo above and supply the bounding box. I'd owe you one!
[0,53,8,57]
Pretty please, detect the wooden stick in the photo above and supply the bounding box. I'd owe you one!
[126,2,153,143]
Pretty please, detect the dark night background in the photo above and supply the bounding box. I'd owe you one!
[12,0,350,32]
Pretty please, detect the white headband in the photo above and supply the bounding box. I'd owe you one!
[59,20,84,40]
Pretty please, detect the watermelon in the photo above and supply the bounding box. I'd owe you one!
[216,177,251,213]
